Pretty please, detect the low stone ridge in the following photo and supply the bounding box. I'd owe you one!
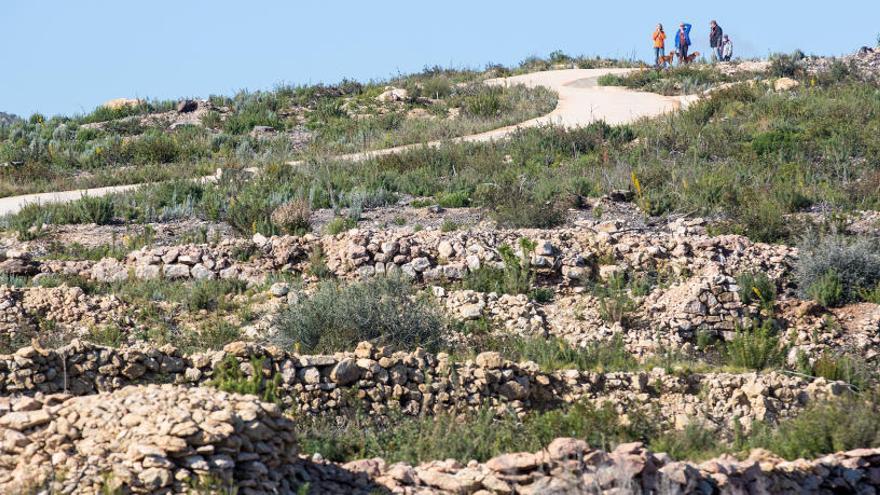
[1,340,846,433]
[32,223,794,290]
[333,438,880,494]
[0,384,300,494]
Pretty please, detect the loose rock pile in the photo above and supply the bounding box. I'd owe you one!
[435,287,547,338]
[0,285,126,340]
[0,384,300,494]
[333,439,880,494]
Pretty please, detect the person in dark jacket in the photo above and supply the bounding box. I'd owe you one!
[710,20,724,61]
[675,23,692,64]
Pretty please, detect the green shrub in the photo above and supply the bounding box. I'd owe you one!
[475,177,568,229]
[797,236,880,306]
[859,284,880,304]
[208,355,281,404]
[486,335,637,372]
[460,238,536,295]
[592,273,638,327]
[185,279,247,312]
[297,400,650,465]
[807,270,844,307]
[273,275,446,353]
[746,394,880,460]
[76,194,115,225]
[769,51,805,78]
[802,352,874,390]
[436,190,470,208]
[324,216,356,235]
[725,321,785,370]
[440,219,459,232]
[736,272,776,312]
[307,245,332,279]
[461,87,506,118]
[651,424,726,462]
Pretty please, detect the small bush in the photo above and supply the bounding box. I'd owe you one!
[184,279,247,312]
[747,394,880,460]
[487,335,637,372]
[324,216,356,235]
[592,273,638,327]
[736,272,776,312]
[797,236,880,306]
[76,194,115,225]
[802,351,874,390]
[440,219,459,233]
[209,356,281,404]
[273,275,446,353]
[807,270,844,307]
[270,199,311,235]
[436,190,470,208]
[725,321,785,370]
[460,239,536,295]
[769,51,805,78]
[307,245,332,279]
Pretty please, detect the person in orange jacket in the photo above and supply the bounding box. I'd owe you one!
[653,24,667,67]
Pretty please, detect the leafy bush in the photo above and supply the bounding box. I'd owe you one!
[747,394,880,460]
[324,216,356,235]
[270,199,311,235]
[184,279,247,312]
[797,236,880,306]
[807,270,844,307]
[592,273,638,327]
[273,275,446,353]
[736,272,776,312]
[209,356,281,404]
[475,176,568,229]
[76,194,115,225]
[803,351,874,390]
[769,51,805,78]
[436,190,470,208]
[461,238,536,295]
[725,321,785,370]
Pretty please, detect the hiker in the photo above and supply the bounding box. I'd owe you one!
[721,35,733,61]
[675,22,692,64]
[653,24,667,67]
[710,20,724,61]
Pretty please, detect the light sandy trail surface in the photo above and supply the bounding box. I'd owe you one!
[0,68,686,217]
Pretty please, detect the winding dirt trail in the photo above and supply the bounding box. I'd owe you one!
[0,68,685,217]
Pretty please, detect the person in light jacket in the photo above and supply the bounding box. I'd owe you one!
[675,22,692,64]
[653,24,667,67]
[710,20,724,61]
[721,34,733,61]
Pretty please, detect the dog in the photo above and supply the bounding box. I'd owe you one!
[656,52,676,67]
[676,51,700,64]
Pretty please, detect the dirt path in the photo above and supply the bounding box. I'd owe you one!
[0,69,685,217]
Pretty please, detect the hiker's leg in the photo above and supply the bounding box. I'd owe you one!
[654,47,660,66]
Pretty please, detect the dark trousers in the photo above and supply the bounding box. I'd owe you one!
[678,44,689,63]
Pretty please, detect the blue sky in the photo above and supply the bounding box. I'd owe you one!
[3,1,878,117]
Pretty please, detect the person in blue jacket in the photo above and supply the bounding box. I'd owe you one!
[675,22,692,64]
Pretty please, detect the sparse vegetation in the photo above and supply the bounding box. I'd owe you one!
[273,275,446,353]
[797,235,880,307]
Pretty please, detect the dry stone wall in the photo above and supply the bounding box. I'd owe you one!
[26,225,797,291]
[0,340,845,434]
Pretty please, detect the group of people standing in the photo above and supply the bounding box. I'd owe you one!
[652,20,732,67]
